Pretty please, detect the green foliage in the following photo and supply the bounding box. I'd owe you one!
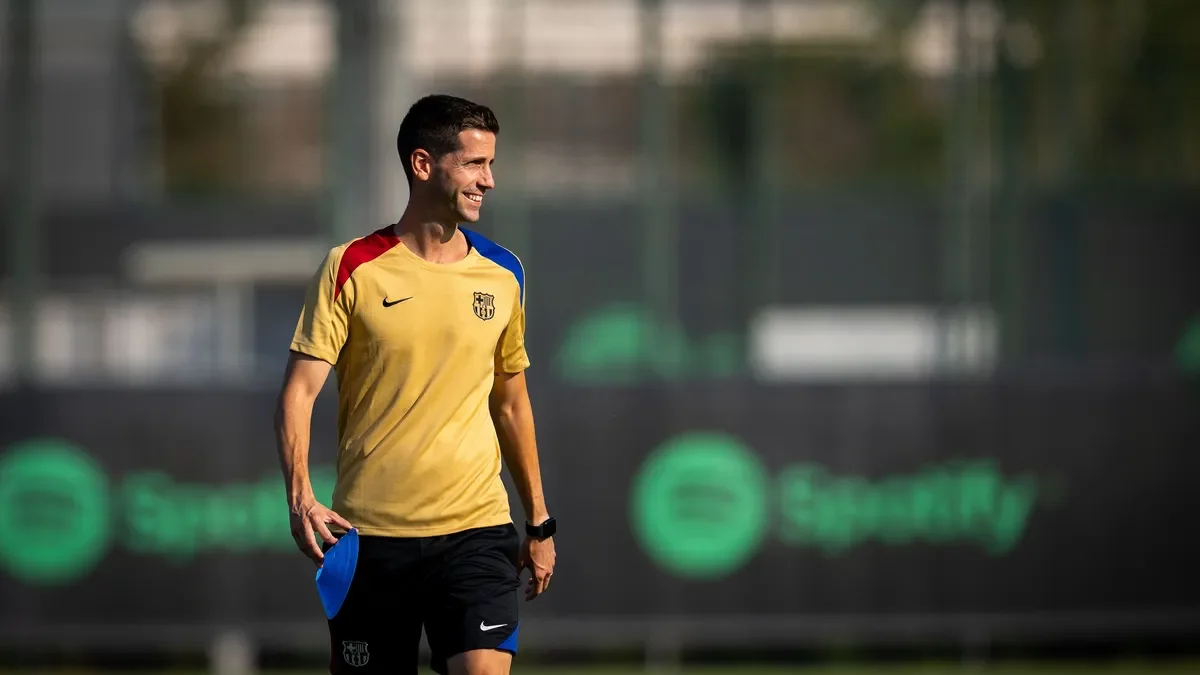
[687,38,945,189]
[145,0,264,196]
[987,0,1200,185]
[684,0,1200,190]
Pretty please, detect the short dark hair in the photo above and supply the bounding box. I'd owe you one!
[396,94,500,186]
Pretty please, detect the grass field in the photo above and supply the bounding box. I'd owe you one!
[6,664,1200,675]
[401,665,1200,675]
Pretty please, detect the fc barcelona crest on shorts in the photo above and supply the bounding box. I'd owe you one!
[473,291,496,321]
[342,640,370,667]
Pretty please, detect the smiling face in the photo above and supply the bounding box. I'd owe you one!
[436,129,496,224]
[397,95,501,227]
[409,129,497,225]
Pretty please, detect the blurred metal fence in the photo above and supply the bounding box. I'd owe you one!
[1,0,1198,668]
[3,0,1198,388]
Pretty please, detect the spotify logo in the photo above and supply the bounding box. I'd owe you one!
[630,432,770,580]
[0,437,338,587]
[0,438,112,584]
[630,432,1043,580]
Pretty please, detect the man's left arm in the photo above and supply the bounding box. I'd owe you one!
[490,370,556,600]
[492,278,555,600]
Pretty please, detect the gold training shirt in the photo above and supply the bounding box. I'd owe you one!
[290,226,529,537]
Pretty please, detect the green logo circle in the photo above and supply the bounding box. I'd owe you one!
[0,438,112,584]
[630,432,769,579]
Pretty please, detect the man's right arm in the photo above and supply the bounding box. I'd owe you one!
[275,350,351,565]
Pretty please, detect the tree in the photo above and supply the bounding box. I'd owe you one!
[135,0,263,195]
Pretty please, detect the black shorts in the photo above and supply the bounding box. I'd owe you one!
[325,523,521,675]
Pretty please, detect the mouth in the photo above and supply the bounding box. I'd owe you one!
[465,193,483,205]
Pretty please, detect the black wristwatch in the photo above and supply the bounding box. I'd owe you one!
[525,516,556,539]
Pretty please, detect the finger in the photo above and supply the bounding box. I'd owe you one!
[527,571,547,600]
[313,518,338,545]
[292,530,312,558]
[328,511,353,531]
[303,528,324,565]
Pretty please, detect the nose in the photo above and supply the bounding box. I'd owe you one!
[480,165,495,190]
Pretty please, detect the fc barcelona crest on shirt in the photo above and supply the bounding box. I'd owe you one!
[473,291,496,321]
[342,641,370,667]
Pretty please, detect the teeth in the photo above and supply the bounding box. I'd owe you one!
[467,194,482,203]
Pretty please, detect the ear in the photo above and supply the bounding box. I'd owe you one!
[410,149,434,182]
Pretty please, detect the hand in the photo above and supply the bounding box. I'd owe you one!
[289,500,353,567]
[518,535,556,601]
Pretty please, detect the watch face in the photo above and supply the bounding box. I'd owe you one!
[528,517,555,537]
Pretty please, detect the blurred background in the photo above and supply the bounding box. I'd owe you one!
[1,0,1198,673]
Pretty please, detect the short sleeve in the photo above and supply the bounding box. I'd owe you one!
[290,246,352,365]
[495,282,530,374]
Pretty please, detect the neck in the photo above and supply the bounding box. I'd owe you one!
[391,205,468,264]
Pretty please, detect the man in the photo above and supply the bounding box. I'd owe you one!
[274,94,555,675]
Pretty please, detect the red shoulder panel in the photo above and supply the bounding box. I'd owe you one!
[334,227,400,300]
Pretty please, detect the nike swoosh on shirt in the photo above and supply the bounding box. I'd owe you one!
[479,622,507,632]
[382,297,412,308]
